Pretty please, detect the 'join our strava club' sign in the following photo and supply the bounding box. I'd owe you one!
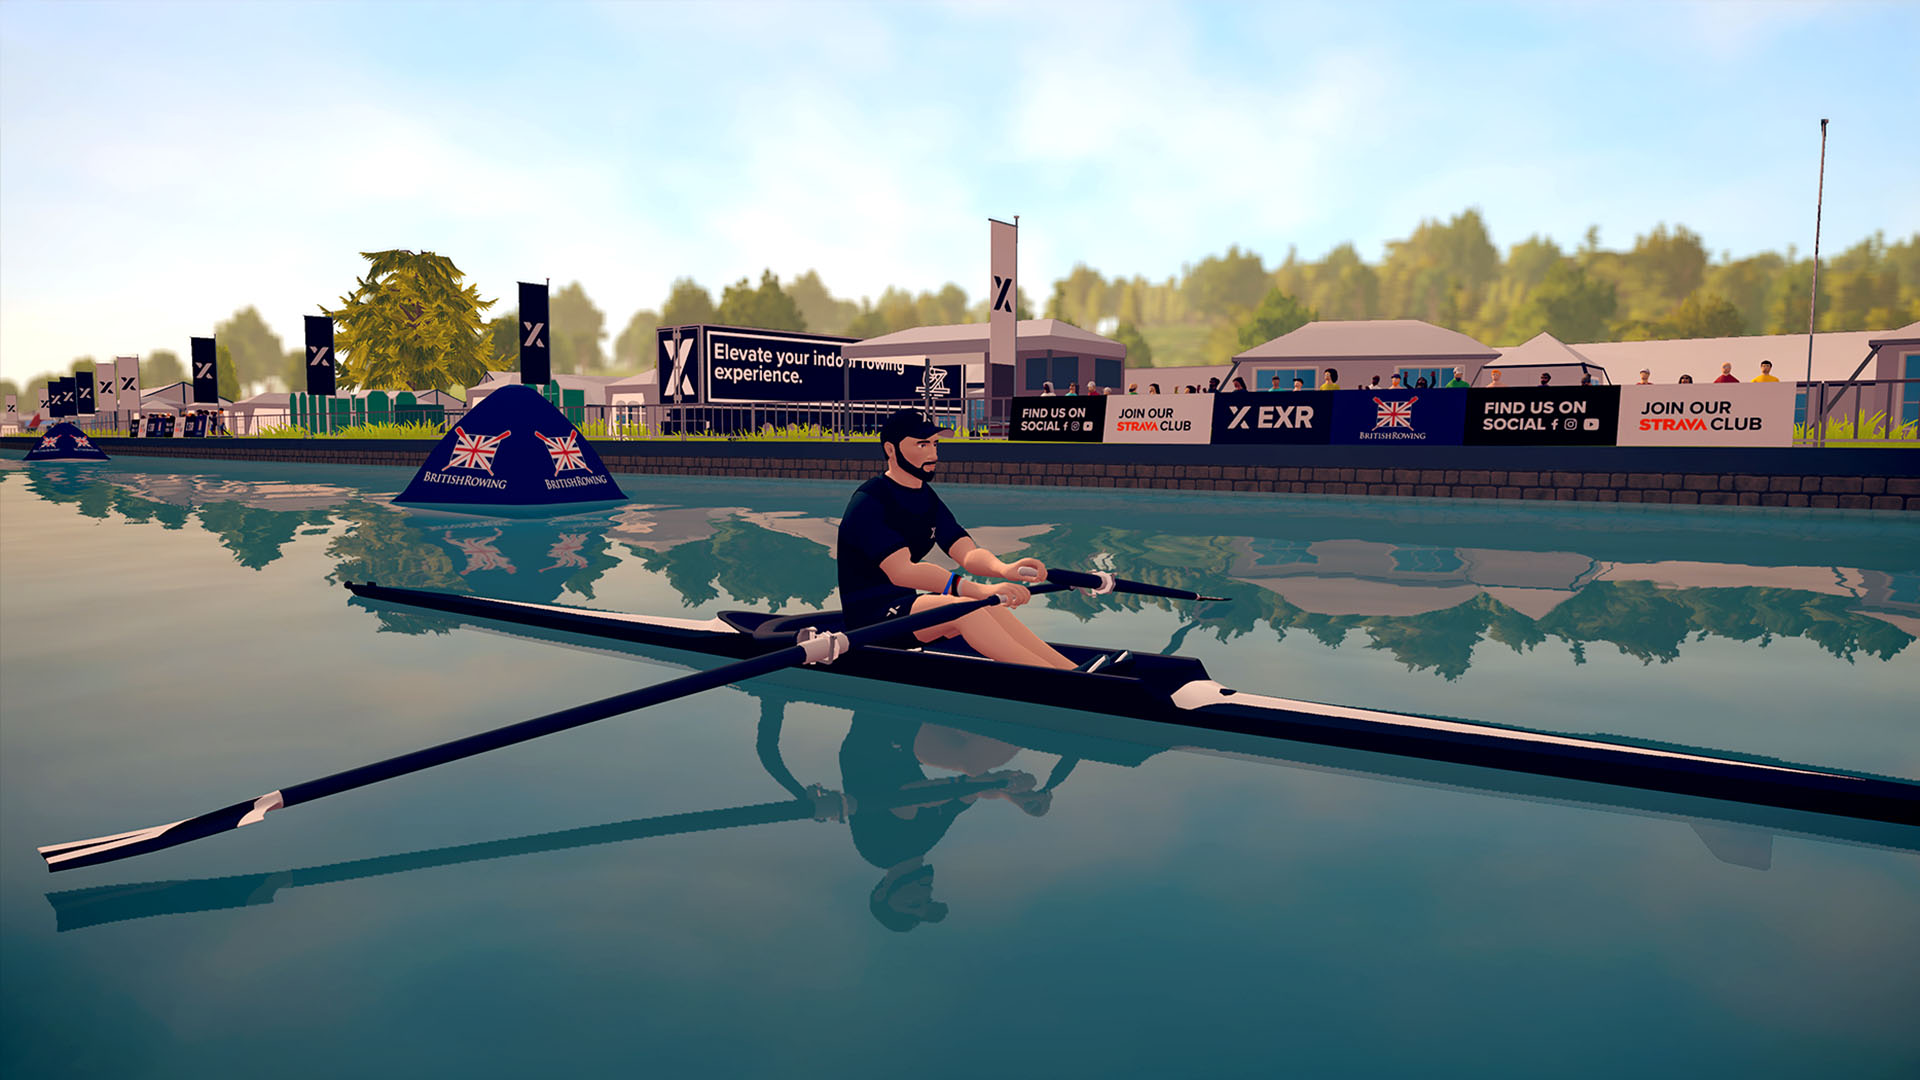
[657,326,961,406]
[1009,384,1793,448]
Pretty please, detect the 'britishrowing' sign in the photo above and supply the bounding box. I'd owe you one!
[1330,388,1467,445]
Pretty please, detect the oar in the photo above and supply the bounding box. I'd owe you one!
[37,589,1059,874]
[1042,567,1229,603]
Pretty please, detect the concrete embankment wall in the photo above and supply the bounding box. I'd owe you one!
[7,437,1919,511]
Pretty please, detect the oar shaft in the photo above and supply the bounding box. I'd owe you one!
[1046,567,1225,602]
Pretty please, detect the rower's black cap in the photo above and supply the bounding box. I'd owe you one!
[879,408,951,446]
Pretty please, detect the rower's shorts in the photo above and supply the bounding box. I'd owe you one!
[842,587,930,649]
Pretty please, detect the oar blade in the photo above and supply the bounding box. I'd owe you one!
[39,794,280,873]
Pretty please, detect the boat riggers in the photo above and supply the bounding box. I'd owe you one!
[35,585,1069,874]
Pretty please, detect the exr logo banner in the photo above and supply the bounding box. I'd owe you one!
[1210,390,1333,444]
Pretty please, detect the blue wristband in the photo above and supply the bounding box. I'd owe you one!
[944,572,961,596]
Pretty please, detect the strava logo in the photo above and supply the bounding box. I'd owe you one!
[1227,404,1314,429]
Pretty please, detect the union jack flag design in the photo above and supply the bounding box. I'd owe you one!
[447,426,510,473]
[534,429,588,473]
[38,434,61,450]
[1372,396,1418,430]
[545,533,588,570]
[72,434,92,449]
[449,529,516,574]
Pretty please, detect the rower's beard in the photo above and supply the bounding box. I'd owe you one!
[899,458,936,483]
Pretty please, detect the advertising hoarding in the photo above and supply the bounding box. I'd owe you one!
[1209,391,1334,444]
[1105,394,1213,444]
[1011,396,1107,441]
[1330,389,1466,446]
[1615,384,1795,447]
[1464,387,1619,446]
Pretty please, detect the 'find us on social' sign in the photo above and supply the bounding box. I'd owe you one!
[1465,387,1620,446]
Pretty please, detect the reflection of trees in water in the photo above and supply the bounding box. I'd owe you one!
[1003,524,1915,680]
[193,501,334,570]
[325,502,468,634]
[627,519,836,611]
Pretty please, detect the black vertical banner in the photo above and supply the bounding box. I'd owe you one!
[74,371,96,414]
[191,337,218,403]
[304,315,337,396]
[51,377,70,417]
[518,282,550,386]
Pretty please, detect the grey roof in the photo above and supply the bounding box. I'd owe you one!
[1494,332,1596,368]
[842,319,1127,360]
[1868,320,1920,349]
[1233,320,1500,362]
[1564,329,1885,383]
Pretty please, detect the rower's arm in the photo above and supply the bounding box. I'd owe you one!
[877,546,1035,603]
[950,538,1047,583]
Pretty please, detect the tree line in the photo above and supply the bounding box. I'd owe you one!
[6,214,1915,405]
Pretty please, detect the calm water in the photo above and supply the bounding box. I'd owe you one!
[2,453,1917,1079]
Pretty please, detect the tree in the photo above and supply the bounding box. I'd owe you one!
[786,270,858,335]
[326,250,501,392]
[1236,288,1318,350]
[1112,322,1153,367]
[213,306,286,390]
[144,349,186,387]
[215,341,242,400]
[0,378,18,406]
[715,270,806,330]
[613,308,662,371]
[1663,290,1746,339]
[1509,260,1617,343]
[1180,246,1268,321]
[660,278,716,326]
[550,281,608,374]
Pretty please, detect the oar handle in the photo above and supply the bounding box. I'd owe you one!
[1045,567,1227,603]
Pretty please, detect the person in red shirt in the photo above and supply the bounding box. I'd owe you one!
[1713,363,1739,383]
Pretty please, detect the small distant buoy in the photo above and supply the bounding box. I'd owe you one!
[393,385,626,516]
[23,422,111,463]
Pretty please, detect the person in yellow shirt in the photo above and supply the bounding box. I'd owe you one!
[1752,360,1780,383]
[1318,367,1341,390]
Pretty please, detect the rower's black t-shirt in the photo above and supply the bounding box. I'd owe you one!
[837,474,969,620]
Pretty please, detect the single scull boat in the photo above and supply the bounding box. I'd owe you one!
[343,580,1919,827]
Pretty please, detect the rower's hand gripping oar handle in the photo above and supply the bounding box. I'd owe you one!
[1034,566,1229,604]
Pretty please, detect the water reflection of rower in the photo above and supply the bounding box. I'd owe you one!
[842,709,1058,932]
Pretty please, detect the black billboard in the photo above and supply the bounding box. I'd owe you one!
[1011,396,1107,441]
[519,282,550,386]
[74,372,96,414]
[305,315,337,397]
[1464,387,1620,446]
[655,326,954,407]
[50,377,71,417]
[191,337,218,403]
[1210,390,1333,444]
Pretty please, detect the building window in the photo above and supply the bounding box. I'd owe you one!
[1094,357,1123,390]
[1052,356,1079,389]
[1903,353,1920,428]
[1025,357,1049,391]
[1256,367,1316,390]
[1397,367,1452,389]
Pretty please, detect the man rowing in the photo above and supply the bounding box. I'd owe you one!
[836,408,1127,672]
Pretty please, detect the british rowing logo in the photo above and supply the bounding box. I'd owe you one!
[447,426,510,473]
[72,434,92,449]
[1373,396,1418,430]
[38,434,60,450]
[534,429,588,473]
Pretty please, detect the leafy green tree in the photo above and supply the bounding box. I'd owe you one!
[1111,322,1153,368]
[215,341,241,400]
[1181,245,1268,320]
[786,270,859,335]
[1764,260,1826,334]
[1378,210,1499,325]
[1663,290,1746,339]
[550,281,608,374]
[1509,260,1618,343]
[213,306,286,389]
[0,378,19,406]
[144,349,186,387]
[660,278,717,326]
[327,250,500,392]
[716,270,807,330]
[1236,288,1318,350]
[1704,253,1785,335]
[613,308,662,371]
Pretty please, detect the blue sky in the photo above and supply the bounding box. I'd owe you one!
[2,0,1915,386]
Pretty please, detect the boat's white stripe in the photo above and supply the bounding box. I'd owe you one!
[465,597,735,635]
[1170,681,1840,780]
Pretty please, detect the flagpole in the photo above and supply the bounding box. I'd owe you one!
[1804,118,1828,387]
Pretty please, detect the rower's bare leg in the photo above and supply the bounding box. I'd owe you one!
[982,606,1074,668]
[909,595,1068,668]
